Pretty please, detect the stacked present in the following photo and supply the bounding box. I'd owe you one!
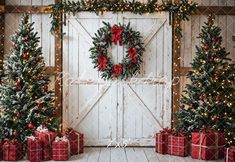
[168,132,189,157]
[35,125,57,161]
[155,127,171,154]
[2,139,23,161]
[27,136,42,162]
[63,127,84,154]
[0,126,84,161]
[155,128,227,160]
[0,140,2,160]
[224,146,234,162]
[52,137,70,161]
[191,130,225,160]
[155,128,189,157]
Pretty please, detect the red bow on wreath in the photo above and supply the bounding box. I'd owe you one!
[111,25,123,45]
[98,56,108,71]
[128,47,138,63]
[113,64,123,78]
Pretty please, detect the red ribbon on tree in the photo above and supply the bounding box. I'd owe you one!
[113,64,123,78]
[111,25,123,45]
[128,47,138,63]
[98,56,108,71]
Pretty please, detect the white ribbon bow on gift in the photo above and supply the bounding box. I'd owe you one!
[36,125,49,133]
[55,136,69,142]
[54,136,71,156]
[27,136,38,141]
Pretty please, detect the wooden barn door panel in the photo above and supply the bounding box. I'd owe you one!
[63,12,172,146]
[63,13,118,146]
[118,13,172,146]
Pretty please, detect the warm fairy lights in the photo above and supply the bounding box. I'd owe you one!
[49,0,197,33]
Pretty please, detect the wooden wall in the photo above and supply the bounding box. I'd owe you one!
[3,0,57,101]
[180,0,235,100]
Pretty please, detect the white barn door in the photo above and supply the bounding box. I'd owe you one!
[63,12,172,146]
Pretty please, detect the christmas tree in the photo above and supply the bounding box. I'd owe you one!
[0,15,59,142]
[176,15,235,144]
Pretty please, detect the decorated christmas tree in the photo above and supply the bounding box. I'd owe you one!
[176,15,235,144]
[0,15,59,142]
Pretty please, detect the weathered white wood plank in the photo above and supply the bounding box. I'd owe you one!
[191,15,200,63]
[20,0,32,5]
[184,16,192,67]
[98,147,111,162]
[111,148,127,162]
[226,16,235,59]
[218,16,227,48]
[69,147,95,162]
[210,0,219,6]
[226,0,235,6]
[143,147,160,162]
[86,148,101,162]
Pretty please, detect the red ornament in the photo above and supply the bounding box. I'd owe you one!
[16,113,21,118]
[15,82,21,89]
[216,96,220,102]
[38,102,43,108]
[214,73,218,79]
[52,111,57,117]
[28,123,34,129]
[43,85,48,92]
[212,37,217,42]
[189,104,194,109]
[13,130,18,137]
[23,52,30,60]
[22,36,28,41]
[199,95,205,100]
[204,44,209,51]
[35,57,41,62]
[36,76,43,80]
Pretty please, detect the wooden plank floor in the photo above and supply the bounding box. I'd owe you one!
[12,147,223,162]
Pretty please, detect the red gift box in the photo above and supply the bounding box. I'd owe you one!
[155,133,168,154]
[2,140,23,161]
[52,137,70,161]
[79,133,84,153]
[224,146,234,162]
[0,140,2,160]
[35,126,57,161]
[168,135,189,157]
[27,136,42,162]
[191,132,225,160]
[63,128,84,155]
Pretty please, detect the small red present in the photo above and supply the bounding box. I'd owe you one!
[27,136,42,162]
[35,125,57,161]
[168,134,189,157]
[2,140,23,161]
[224,146,234,162]
[0,140,2,160]
[191,131,225,160]
[79,133,84,153]
[52,136,70,161]
[63,128,84,155]
[155,128,171,154]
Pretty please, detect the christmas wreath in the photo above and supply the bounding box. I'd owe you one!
[90,22,145,80]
